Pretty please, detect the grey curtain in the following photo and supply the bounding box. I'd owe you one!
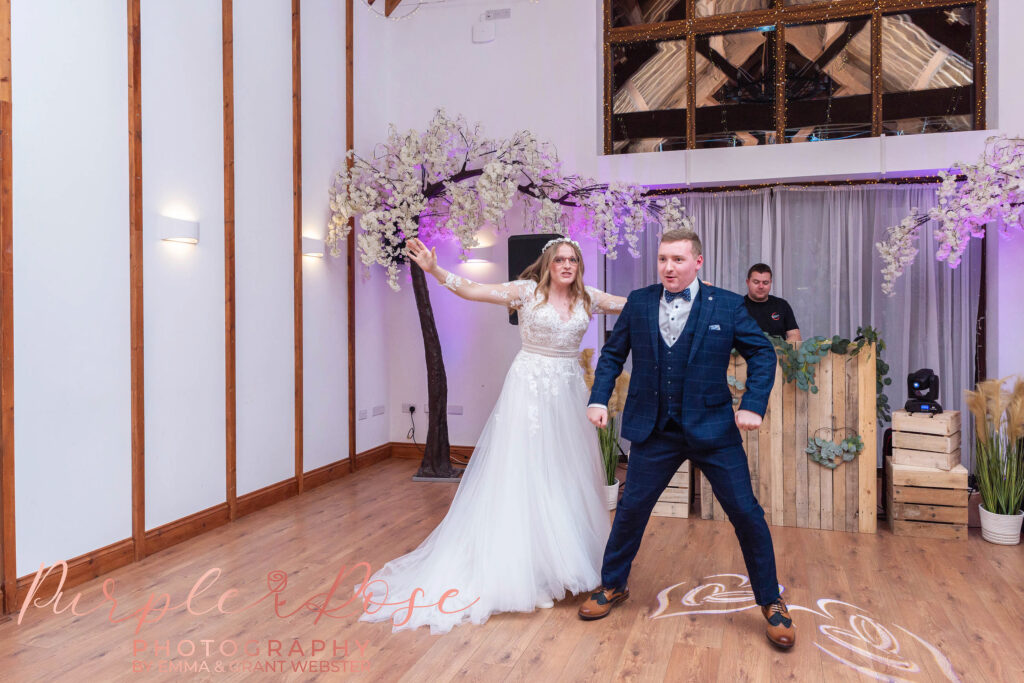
[606,184,982,466]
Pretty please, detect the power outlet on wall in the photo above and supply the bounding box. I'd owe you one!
[448,405,464,415]
[401,403,416,414]
[372,405,385,417]
[484,8,511,20]
[358,409,368,421]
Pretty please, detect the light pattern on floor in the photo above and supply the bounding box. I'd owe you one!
[650,574,959,682]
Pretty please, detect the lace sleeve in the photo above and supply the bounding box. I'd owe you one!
[440,272,535,309]
[586,286,626,314]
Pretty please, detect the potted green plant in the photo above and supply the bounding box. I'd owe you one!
[581,349,631,510]
[964,377,1024,545]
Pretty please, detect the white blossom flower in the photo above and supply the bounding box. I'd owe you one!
[877,135,1024,295]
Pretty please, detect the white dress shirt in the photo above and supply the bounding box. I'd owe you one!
[660,278,700,346]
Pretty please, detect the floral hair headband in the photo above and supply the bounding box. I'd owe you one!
[542,236,581,254]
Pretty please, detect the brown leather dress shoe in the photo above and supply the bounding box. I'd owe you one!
[761,597,796,649]
[578,586,629,620]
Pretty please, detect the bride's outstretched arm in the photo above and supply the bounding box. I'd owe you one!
[587,288,627,314]
[406,238,529,307]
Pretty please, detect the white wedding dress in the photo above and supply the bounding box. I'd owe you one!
[359,279,619,635]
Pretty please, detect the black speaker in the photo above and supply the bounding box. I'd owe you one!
[507,234,561,325]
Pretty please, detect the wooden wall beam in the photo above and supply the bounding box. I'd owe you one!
[347,0,356,470]
[223,0,237,520]
[0,0,15,615]
[292,0,304,491]
[127,0,146,563]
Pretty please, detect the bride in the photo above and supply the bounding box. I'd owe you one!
[358,236,626,635]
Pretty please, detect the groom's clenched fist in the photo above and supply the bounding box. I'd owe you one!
[735,409,762,431]
[587,406,608,428]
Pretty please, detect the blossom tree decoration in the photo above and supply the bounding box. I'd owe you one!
[877,135,1024,295]
[328,110,692,289]
[327,110,693,479]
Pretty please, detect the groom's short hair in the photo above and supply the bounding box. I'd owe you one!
[660,228,703,257]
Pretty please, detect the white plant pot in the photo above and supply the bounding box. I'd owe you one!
[605,479,620,511]
[978,505,1024,545]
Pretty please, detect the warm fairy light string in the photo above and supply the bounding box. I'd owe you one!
[605,0,987,150]
[644,175,946,196]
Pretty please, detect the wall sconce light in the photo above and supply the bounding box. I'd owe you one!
[157,215,200,244]
[302,236,325,258]
[464,245,493,263]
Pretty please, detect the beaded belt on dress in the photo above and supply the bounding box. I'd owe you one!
[520,343,579,358]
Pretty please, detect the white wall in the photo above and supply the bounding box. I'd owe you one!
[9,1,351,575]
[985,0,1024,380]
[141,0,227,530]
[356,0,609,447]
[302,0,350,471]
[234,0,297,493]
[352,6,392,453]
[11,0,131,575]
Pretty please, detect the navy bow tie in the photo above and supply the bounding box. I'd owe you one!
[665,288,691,303]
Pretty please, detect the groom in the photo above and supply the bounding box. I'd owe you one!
[579,229,795,649]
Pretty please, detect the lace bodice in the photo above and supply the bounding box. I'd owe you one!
[515,281,594,352]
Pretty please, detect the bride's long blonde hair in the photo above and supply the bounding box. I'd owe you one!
[517,239,592,316]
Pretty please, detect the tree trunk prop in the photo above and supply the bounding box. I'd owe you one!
[409,262,460,479]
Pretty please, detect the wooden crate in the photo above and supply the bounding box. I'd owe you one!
[652,502,690,518]
[885,457,968,540]
[891,410,962,471]
[653,461,691,518]
[892,447,960,471]
[892,409,960,436]
[892,430,961,454]
[888,459,968,488]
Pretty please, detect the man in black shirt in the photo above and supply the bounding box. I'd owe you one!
[743,264,801,342]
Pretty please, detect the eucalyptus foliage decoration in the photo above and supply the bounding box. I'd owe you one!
[806,433,864,470]
[766,326,892,424]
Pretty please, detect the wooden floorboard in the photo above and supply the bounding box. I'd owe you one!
[1,458,1021,682]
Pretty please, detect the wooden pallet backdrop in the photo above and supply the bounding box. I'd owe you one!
[698,343,877,533]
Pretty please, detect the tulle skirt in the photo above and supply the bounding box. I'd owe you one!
[358,349,611,635]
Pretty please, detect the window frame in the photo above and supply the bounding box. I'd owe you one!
[603,0,987,153]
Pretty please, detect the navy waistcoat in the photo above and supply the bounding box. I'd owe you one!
[656,292,702,430]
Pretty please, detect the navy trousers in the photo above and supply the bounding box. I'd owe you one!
[600,423,781,606]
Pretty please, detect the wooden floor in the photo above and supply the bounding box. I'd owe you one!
[1,457,1022,682]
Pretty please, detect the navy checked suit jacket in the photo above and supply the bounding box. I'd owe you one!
[589,283,776,449]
